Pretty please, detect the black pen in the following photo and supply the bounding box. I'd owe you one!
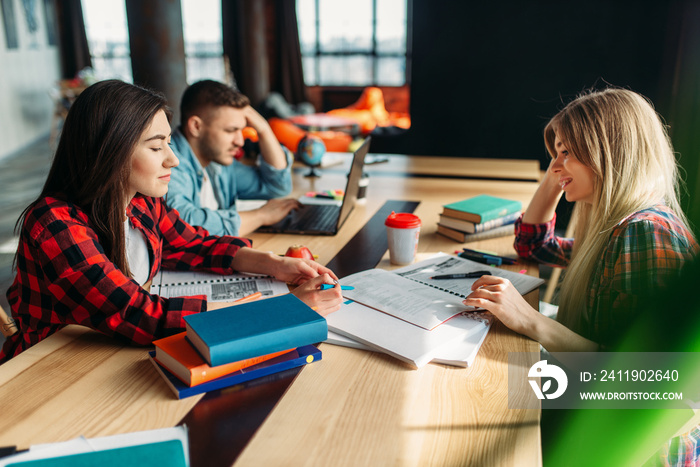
[430,271,492,280]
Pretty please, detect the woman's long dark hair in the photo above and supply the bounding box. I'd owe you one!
[16,80,170,275]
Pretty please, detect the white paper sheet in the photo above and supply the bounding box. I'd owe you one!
[340,269,469,330]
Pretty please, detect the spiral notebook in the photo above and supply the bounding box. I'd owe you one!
[339,254,542,330]
[327,254,542,368]
[392,253,544,298]
[151,270,289,302]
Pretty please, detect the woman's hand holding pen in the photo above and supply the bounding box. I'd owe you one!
[291,274,343,316]
[273,256,343,315]
[229,249,343,315]
[271,255,338,285]
[462,275,541,340]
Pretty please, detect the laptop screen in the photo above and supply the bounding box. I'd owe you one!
[335,136,371,230]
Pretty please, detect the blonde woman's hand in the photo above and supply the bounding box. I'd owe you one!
[291,274,343,316]
[462,275,541,339]
[522,158,565,224]
[541,158,564,194]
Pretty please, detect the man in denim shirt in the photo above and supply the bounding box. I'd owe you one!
[167,80,300,236]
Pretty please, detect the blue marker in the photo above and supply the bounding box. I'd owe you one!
[458,251,501,266]
[320,284,354,291]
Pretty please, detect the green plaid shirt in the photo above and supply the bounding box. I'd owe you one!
[515,204,699,347]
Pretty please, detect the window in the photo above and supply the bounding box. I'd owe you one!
[82,0,224,84]
[81,0,132,82]
[181,0,225,83]
[297,0,408,86]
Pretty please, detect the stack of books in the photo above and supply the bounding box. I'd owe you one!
[437,194,522,243]
[148,294,327,399]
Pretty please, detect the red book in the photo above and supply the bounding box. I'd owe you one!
[153,332,291,387]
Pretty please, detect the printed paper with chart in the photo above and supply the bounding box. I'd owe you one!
[339,254,544,330]
[151,270,289,302]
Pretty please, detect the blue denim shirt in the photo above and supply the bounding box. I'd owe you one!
[166,128,293,236]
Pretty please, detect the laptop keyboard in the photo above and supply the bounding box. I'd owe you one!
[288,205,340,231]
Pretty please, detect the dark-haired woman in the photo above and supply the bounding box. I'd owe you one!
[0,80,342,363]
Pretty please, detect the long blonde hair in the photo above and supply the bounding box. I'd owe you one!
[547,88,688,332]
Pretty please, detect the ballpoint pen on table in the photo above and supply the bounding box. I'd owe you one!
[430,271,492,280]
[320,284,355,290]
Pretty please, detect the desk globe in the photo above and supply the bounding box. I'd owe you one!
[297,135,326,177]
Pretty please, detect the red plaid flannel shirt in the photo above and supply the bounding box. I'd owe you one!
[1,195,251,363]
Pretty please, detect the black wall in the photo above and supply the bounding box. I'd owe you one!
[374,1,680,170]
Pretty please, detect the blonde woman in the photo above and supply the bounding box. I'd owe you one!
[464,88,697,350]
[463,88,699,465]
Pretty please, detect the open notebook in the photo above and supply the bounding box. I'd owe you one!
[325,254,543,368]
[339,254,544,330]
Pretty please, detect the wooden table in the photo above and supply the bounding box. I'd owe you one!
[357,154,542,181]
[0,154,542,466]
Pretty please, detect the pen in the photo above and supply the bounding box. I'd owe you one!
[462,248,517,265]
[430,271,492,280]
[458,251,501,266]
[234,291,263,303]
[320,284,355,290]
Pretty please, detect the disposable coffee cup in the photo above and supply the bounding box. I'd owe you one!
[385,211,421,265]
[357,172,369,202]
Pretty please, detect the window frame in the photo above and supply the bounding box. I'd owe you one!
[299,0,412,87]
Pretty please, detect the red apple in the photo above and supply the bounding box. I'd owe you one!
[285,244,314,260]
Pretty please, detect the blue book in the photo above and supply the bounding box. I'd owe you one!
[148,345,322,399]
[184,294,327,367]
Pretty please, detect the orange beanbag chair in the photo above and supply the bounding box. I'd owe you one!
[326,87,410,134]
[268,117,353,153]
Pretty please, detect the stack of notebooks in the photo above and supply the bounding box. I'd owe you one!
[325,254,544,368]
[437,194,522,243]
[148,294,327,399]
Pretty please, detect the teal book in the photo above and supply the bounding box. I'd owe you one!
[442,194,522,224]
[184,294,327,367]
[6,441,187,467]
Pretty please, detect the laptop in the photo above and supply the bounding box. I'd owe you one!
[257,137,371,235]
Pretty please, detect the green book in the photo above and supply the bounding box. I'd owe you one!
[442,195,522,224]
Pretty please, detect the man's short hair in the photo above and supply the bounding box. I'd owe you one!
[180,80,250,126]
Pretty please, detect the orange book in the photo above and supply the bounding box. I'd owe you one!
[153,332,291,387]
